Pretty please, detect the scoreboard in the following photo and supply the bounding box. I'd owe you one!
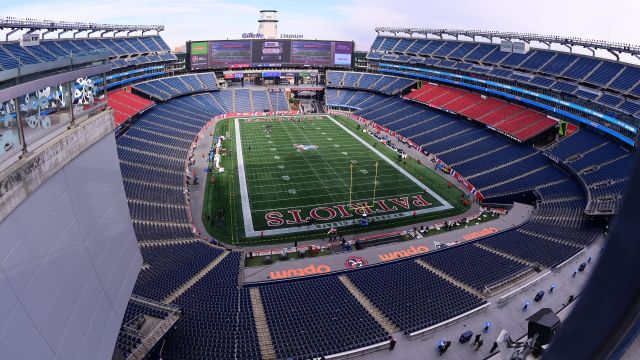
[188,39,354,70]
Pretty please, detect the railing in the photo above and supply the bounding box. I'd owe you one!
[325,340,391,359]
[408,302,491,339]
[554,249,586,271]
[0,61,111,173]
[497,271,551,306]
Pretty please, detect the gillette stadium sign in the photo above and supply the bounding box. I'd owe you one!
[242,32,265,39]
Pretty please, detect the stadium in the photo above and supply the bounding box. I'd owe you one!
[0,4,639,360]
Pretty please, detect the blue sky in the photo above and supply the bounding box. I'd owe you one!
[2,0,639,50]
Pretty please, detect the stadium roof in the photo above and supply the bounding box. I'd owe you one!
[375,27,640,60]
[0,17,164,39]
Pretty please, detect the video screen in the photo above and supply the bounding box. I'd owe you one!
[251,40,291,65]
[188,39,353,70]
[333,42,353,66]
[210,41,251,67]
[292,41,331,65]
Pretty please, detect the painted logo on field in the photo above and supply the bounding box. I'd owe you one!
[264,195,433,228]
[293,144,319,152]
[345,256,369,269]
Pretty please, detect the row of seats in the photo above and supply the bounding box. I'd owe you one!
[132,73,219,101]
[405,82,556,141]
[132,221,195,242]
[367,35,640,130]
[0,35,172,71]
[133,242,223,301]
[326,70,416,95]
[547,130,633,213]
[370,36,640,93]
[108,89,154,125]
[128,200,189,223]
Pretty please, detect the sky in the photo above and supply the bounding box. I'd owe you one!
[2,0,639,51]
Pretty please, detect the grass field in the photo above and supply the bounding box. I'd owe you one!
[202,115,470,245]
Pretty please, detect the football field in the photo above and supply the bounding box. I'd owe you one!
[235,115,453,237]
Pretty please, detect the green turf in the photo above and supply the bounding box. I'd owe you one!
[202,115,470,245]
[239,116,443,231]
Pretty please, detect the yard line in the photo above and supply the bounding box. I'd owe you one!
[287,120,353,190]
[270,120,342,204]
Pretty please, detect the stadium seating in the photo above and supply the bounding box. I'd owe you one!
[367,35,640,130]
[405,83,556,141]
[164,252,263,360]
[260,277,390,359]
[115,77,623,359]
[546,130,632,213]
[478,230,582,268]
[420,245,532,292]
[108,89,155,125]
[326,70,416,95]
[0,36,175,72]
[133,243,223,301]
[348,260,487,334]
[132,73,219,101]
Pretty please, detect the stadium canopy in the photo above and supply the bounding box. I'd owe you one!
[0,17,164,40]
[375,27,640,61]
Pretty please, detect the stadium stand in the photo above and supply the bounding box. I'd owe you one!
[419,245,533,292]
[164,252,263,360]
[109,75,626,358]
[348,260,487,334]
[132,73,219,101]
[404,82,556,141]
[259,277,390,359]
[133,242,224,302]
[546,130,632,213]
[0,35,175,72]
[108,89,155,125]
[367,33,640,139]
[326,70,416,95]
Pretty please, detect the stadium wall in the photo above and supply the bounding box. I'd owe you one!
[0,110,141,359]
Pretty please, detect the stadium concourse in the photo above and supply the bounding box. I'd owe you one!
[0,15,638,360]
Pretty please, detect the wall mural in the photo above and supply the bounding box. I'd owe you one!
[1,100,19,157]
[74,77,95,106]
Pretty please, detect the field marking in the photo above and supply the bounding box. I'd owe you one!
[235,118,256,236]
[236,116,453,237]
[327,115,453,210]
[278,119,343,204]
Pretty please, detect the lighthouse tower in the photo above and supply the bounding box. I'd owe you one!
[258,10,278,39]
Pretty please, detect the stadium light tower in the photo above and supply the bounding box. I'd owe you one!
[258,10,278,39]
